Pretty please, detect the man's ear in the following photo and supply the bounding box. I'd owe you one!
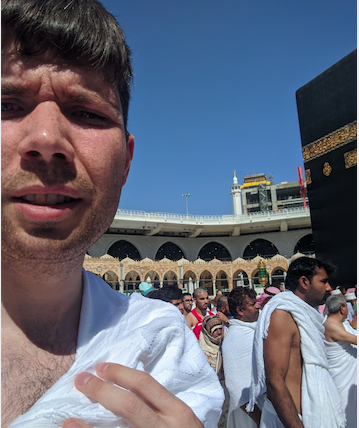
[122,133,134,186]
[298,275,309,291]
[236,306,243,317]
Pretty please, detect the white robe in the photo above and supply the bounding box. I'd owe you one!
[248,291,346,428]
[10,270,224,428]
[222,319,265,428]
[324,340,357,428]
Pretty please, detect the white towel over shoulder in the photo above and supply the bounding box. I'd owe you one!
[248,291,346,428]
[9,270,224,428]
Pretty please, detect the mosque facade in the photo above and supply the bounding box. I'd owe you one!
[85,173,313,296]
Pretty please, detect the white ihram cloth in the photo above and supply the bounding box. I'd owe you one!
[248,291,346,428]
[324,339,357,428]
[222,319,265,428]
[10,270,224,428]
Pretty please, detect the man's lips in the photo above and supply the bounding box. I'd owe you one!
[12,186,81,206]
[20,194,76,205]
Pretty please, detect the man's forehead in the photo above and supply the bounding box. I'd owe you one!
[2,51,121,111]
[197,293,208,298]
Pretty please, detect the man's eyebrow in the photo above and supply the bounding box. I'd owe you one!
[1,82,27,96]
[1,82,121,114]
[62,90,121,114]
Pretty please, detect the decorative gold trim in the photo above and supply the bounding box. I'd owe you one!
[344,148,357,169]
[303,121,357,163]
[305,169,312,185]
[323,162,332,176]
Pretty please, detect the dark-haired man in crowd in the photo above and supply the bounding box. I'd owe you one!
[216,295,231,331]
[148,285,184,314]
[222,287,264,428]
[248,257,345,428]
[1,1,224,427]
[182,292,194,317]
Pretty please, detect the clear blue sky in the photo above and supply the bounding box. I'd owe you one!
[101,0,356,216]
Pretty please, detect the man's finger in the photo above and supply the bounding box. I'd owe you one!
[74,371,161,428]
[95,363,184,415]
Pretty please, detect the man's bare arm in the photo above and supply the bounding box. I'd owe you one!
[324,320,357,345]
[63,363,204,428]
[263,309,304,428]
[186,312,197,329]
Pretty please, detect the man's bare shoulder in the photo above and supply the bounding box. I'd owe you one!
[324,318,357,344]
[186,311,197,328]
[268,309,298,336]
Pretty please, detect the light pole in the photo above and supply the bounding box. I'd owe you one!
[182,193,190,216]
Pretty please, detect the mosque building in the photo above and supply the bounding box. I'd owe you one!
[84,171,313,297]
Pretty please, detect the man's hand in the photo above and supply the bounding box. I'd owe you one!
[63,363,204,428]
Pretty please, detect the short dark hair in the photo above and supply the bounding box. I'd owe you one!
[148,285,183,303]
[2,0,133,132]
[228,286,257,317]
[182,292,191,298]
[193,287,208,299]
[217,296,228,310]
[285,257,336,292]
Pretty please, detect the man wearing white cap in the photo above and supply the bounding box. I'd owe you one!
[344,289,357,333]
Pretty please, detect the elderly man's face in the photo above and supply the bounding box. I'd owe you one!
[1,50,134,262]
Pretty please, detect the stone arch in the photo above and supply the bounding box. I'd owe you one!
[293,234,315,255]
[163,270,178,286]
[107,240,141,261]
[144,270,161,289]
[215,270,229,294]
[243,239,279,259]
[102,270,119,291]
[200,270,214,296]
[271,267,286,288]
[124,270,141,294]
[233,269,250,288]
[198,242,231,261]
[155,242,185,261]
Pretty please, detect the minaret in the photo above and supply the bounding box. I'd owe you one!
[231,170,243,215]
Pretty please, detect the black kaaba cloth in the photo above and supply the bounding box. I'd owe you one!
[296,50,357,287]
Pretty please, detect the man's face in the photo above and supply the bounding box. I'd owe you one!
[183,296,193,312]
[1,50,134,262]
[341,302,349,320]
[220,302,230,317]
[305,268,332,307]
[171,299,184,314]
[195,292,209,311]
[237,296,260,322]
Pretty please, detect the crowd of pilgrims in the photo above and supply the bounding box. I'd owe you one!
[134,268,357,428]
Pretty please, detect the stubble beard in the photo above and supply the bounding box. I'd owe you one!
[1,173,124,273]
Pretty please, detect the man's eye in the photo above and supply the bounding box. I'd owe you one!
[1,102,23,113]
[72,110,109,126]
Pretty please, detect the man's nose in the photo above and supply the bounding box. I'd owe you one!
[17,102,75,163]
[326,282,333,292]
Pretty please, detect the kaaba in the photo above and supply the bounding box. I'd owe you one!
[296,50,357,287]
